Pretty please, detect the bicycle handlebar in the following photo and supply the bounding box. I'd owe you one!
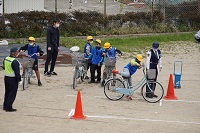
[20,51,38,58]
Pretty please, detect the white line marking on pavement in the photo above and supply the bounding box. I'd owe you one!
[68,109,75,116]
[67,95,200,103]
[162,99,200,103]
[86,115,200,125]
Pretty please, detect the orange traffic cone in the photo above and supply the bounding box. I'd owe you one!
[164,74,178,100]
[70,90,86,120]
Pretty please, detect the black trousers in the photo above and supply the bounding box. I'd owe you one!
[90,64,102,82]
[4,76,18,110]
[44,46,58,73]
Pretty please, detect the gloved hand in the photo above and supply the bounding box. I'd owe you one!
[19,81,23,85]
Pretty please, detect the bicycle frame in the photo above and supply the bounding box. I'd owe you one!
[20,52,37,90]
[112,66,152,96]
[70,46,88,89]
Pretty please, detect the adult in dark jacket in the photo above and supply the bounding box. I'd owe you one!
[44,20,60,76]
[146,42,162,98]
[3,47,21,112]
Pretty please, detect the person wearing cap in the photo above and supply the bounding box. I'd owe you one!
[44,20,60,76]
[101,42,122,86]
[194,30,200,43]
[115,54,143,100]
[84,36,93,79]
[19,37,44,86]
[2,47,21,112]
[88,39,104,83]
[146,42,162,98]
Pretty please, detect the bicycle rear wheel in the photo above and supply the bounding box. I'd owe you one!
[22,70,28,90]
[141,81,164,103]
[72,68,78,89]
[104,78,125,101]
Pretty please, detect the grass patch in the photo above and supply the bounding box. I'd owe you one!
[61,32,195,53]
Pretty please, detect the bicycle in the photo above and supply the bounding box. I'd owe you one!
[103,64,164,103]
[70,46,88,89]
[20,52,37,90]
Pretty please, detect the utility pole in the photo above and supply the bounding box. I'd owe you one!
[2,0,5,36]
[198,0,200,16]
[55,0,57,14]
[104,0,106,18]
[151,0,154,21]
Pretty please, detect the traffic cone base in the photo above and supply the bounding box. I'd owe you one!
[164,74,178,100]
[70,90,86,120]
[164,95,178,100]
[70,115,86,120]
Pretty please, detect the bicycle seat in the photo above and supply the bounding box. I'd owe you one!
[122,76,130,79]
[112,69,118,74]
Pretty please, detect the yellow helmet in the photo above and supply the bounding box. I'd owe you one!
[87,36,93,41]
[103,42,111,49]
[28,36,35,41]
[136,54,143,62]
[94,39,101,44]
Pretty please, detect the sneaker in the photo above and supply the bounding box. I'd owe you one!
[44,72,51,77]
[146,94,153,98]
[51,72,57,76]
[38,81,42,86]
[153,94,158,98]
[85,76,89,79]
[88,80,95,84]
[96,80,101,83]
[126,96,132,101]
[5,108,17,112]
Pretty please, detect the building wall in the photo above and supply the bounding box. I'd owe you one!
[5,0,44,14]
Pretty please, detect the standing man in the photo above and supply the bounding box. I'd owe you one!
[146,42,162,98]
[44,20,60,76]
[3,47,21,112]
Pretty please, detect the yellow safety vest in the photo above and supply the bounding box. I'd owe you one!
[4,56,16,77]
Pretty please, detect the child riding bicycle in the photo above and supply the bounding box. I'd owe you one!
[101,42,122,86]
[19,37,44,86]
[113,54,143,100]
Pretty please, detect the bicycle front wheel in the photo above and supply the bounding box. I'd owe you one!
[81,68,86,82]
[22,70,28,90]
[141,81,164,103]
[72,68,78,89]
[104,78,125,101]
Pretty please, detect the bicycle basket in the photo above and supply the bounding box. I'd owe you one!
[104,57,116,67]
[72,57,86,67]
[147,69,156,80]
[22,57,35,68]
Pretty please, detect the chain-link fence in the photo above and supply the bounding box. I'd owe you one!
[0,0,199,38]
